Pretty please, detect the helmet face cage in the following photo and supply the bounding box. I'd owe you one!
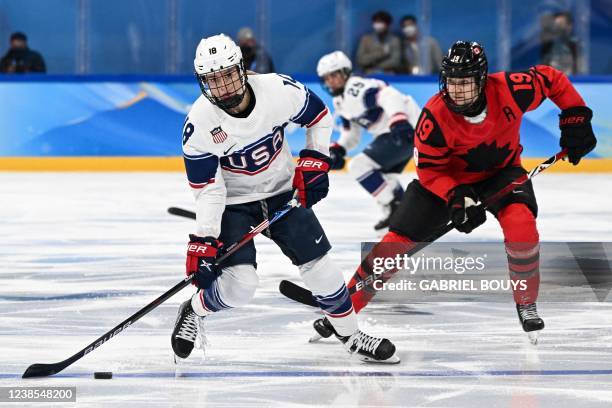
[439,41,488,114]
[196,61,248,110]
[320,68,352,96]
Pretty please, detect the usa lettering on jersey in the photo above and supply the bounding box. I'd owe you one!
[220,125,286,175]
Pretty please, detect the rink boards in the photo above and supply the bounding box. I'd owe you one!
[0,75,610,172]
[0,156,610,172]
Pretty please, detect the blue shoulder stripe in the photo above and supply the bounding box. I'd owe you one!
[363,87,380,110]
[291,88,327,127]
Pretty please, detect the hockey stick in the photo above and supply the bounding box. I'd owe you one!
[168,207,196,220]
[279,150,568,308]
[23,194,300,378]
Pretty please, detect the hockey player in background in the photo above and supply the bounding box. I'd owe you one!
[171,34,399,364]
[313,41,596,342]
[316,51,421,231]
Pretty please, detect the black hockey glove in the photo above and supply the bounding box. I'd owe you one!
[389,119,414,143]
[329,143,347,170]
[292,149,332,208]
[186,234,223,289]
[559,106,596,165]
[447,185,486,234]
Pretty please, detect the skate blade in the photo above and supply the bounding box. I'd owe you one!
[357,352,401,365]
[173,354,188,365]
[309,333,323,343]
[173,353,201,365]
[173,354,189,377]
[527,330,540,345]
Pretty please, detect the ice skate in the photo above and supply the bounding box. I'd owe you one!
[373,189,403,231]
[516,303,544,345]
[309,317,336,342]
[310,317,399,363]
[171,299,206,361]
[341,329,400,364]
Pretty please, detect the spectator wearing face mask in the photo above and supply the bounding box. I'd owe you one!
[540,11,580,75]
[356,10,401,74]
[399,15,443,75]
[236,27,274,74]
[0,32,46,74]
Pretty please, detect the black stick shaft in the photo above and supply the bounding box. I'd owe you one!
[23,197,298,378]
[22,277,192,378]
[279,150,568,307]
[167,207,196,220]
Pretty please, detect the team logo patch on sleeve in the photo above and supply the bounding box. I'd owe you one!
[210,126,228,144]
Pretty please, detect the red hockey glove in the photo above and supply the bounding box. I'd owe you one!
[292,149,332,208]
[186,234,223,289]
[559,106,596,165]
[329,143,347,170]
[448,185,486,234]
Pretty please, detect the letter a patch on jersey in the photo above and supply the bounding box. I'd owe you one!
[210,126,228,144]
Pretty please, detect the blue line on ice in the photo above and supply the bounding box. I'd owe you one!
[0,291,147,301]
[6,369,612,380]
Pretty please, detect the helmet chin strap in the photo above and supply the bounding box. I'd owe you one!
[330,86,345,97]
[214,90,246,111]
[462,94,487,117]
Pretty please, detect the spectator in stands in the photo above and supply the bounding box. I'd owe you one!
[541,11,580,75]
[356,10,401,74]
[399,15,443,75]
[236,27,274,74]
[0,32,46,73]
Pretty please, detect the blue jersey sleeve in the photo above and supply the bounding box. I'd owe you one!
[183,152,219,189]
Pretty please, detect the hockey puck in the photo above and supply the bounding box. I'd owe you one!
[94,372,113,379]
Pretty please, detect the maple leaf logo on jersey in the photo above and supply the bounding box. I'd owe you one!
[458,141,513,172]
[210,126,228,144]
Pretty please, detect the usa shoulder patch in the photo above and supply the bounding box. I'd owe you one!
[210,126,228,144]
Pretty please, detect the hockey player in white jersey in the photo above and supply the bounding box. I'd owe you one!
[317,51,421,230]
[170,34,399,364]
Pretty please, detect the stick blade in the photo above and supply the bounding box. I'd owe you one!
[22,363,64,378]
[279,280,318,307]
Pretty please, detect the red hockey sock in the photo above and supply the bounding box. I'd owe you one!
[497,204,540,304]
[348,231,415,313]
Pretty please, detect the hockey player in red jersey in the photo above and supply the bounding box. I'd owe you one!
[313,40,596,342]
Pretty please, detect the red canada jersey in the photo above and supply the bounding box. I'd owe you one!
[414,65,585,201]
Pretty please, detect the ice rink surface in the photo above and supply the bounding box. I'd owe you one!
[1,171,611,407]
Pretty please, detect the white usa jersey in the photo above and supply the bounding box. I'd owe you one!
[182,73,332,237]
[332,76,421,151]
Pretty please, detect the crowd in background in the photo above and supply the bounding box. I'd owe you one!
[356,10,442,75]
[0,9,583,76]
[352,9,581,76]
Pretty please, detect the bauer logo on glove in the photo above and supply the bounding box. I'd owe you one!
[186,235,223,289]
[292,149,332,208]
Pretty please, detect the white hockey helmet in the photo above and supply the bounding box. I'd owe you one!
[316,51,352,77]
[194,34,248,110]
[316,51,352,96]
